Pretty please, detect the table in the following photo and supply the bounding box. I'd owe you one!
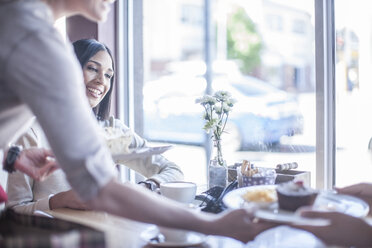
[45,208,246,248]
[46,192,371,248]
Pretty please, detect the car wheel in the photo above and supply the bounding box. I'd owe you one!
[222,123,242,152]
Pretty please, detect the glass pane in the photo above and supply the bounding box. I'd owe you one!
[143,0,316,186]
[335,0,372,186]
[143,0,206,184]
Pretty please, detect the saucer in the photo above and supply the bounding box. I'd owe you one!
[140,226,206,247]
[112,145,173,162]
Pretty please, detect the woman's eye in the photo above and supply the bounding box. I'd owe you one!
[87,66,98,72]
[105,74,112,79]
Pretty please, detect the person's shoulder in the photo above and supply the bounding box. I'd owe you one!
[0,0,56,38]
[98,116,130,132]
[113,118,129,130]
[0,1,59,70]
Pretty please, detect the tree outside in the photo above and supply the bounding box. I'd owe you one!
[226,6,262,75]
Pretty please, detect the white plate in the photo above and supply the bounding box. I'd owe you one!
[255,209,330,226]
[223,185,369,225]
[315,191,369,217]
[140,226,206,247]
[223,185,277,209]
[112,145,173,162]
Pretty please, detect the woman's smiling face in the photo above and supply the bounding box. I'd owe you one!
[82,50,113,108]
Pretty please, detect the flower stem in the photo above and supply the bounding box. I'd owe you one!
[213,139,225,166]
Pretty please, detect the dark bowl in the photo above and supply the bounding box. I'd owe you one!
[276,189,318,212]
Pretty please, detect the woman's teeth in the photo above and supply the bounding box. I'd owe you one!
[87,87,102,97]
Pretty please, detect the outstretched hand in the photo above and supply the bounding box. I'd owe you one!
[13,148,59,181]
[335,183,372,213]
[293,210,372,247]
[212,208,279,243]
[49,190,90,210]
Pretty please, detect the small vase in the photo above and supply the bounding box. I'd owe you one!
[208,140,228,189]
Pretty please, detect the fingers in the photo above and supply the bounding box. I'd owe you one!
[42,149,55,158]
[39,166,58,181]
[335,186,356,195]
[290,211,332,234]
[257,220,280,230]
[45,156,59,168]
[35,163,59,181]
[335,183,367,194]
[300,210,339,220]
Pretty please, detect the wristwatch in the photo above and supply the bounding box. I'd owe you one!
[138,180,158,191]
[3,145,22,173]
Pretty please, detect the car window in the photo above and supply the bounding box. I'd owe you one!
[231,78,281,96]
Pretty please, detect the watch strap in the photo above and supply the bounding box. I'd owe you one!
[4,146,22,173]
[138,180,158,191]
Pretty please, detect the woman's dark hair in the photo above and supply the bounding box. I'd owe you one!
[72,39,115,121]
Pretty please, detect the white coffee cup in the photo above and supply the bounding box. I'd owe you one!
[160,181,197,204]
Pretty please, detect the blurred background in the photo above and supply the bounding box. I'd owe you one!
[141,0,372,187]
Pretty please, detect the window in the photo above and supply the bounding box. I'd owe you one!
[266,14,284,32]
[292,19,306,34]
[141,0,316,187]
[181,4,203,26]
[334,0,372,186]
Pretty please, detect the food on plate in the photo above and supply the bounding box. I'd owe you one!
[102,126,133,155]
[241,187,277,204]
[238,160,277,187]
[276,180,318,212]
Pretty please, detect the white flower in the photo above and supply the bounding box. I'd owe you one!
[214,105,223,115]
[222,105,231,113]
[214,91,231,102]
[226,98,236,107]
[195,95,216,105]
[197,91,235,166]
[196,91,236,141]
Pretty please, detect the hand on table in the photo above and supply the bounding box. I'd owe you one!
[335,183,372,213]
[49,190,91,210]
[293,210,372,247]
[13,148,59,181]
[212,208,279,243]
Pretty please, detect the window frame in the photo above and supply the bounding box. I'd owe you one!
[122,0,336,188]
[315,0,336,189]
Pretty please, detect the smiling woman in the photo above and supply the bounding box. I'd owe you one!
[73,39,115,120]
[84,52,113,106]
[6,38,185,214]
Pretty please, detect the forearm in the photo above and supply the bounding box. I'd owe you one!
[6,171,37,215]
[7,196,51,215]
[125,156,184,185]
[358,223,372,247]
[10,202,38,215]
[49,193,64,209]
[88,180,216,234]
[339,222,372,247]
[49,190,89,210]
[149,157,184,184]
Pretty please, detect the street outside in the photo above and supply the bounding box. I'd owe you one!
[150,92,372,188]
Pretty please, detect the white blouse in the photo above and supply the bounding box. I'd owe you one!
[0,0,116,201]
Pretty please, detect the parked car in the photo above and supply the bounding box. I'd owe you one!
[143,61,303,150]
